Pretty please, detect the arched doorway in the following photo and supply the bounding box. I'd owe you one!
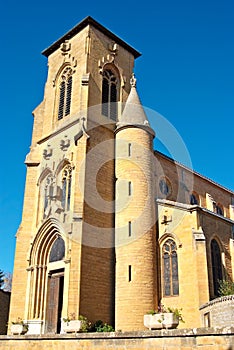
[45,236,65,333]
[27,219,67,334]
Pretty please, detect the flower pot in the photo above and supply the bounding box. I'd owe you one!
[144,314,164,330]
[162,313,179,329]
[62,320,81,333]
[10,323,28,335]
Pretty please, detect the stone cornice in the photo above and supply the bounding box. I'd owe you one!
[156,199,234,225]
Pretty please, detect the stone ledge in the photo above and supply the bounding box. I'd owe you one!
[200,294,234,309]
[1,327,234,340]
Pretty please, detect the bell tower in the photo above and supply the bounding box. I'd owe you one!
[9,17,140,334]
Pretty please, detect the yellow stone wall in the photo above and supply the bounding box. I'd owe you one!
[155,152,233,328]
[115,126,158,331]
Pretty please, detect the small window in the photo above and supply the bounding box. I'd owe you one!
[61,165,72,211]
[128,221,132,237]
[128,182,132,196]
[128,265,132,282]
[57,67,73,120]
[102,69,118,120]
[190,193,199,205]
[216,204,224,216]
[162,239,179,296]
[159,178,171,197]
[128,143,132,157]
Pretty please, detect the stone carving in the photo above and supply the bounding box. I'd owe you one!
[60,137,70,151]
[108,42,119,55]
[43,146,53,160]
[130,73,137,87]
[60,40,71,54]
[98,55,115,73]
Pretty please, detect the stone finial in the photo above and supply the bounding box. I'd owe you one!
[130,73,137,88]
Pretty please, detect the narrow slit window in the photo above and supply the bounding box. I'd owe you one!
[128,265,132,282]
[128,181,132,196]
[128,221,132,237]
[128,143,132,157]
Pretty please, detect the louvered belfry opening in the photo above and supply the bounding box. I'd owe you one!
[102,69,118,121]
[58,67,73,120]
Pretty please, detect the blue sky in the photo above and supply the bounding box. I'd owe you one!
[0,0,233,273]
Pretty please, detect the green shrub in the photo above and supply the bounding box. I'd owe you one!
[218,279,234,296]
[93,320,114,332]
[78,315,92,332]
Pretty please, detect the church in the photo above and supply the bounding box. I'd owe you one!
[9,16,234,334]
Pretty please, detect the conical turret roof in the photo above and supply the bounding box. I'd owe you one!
[116,74,154,136]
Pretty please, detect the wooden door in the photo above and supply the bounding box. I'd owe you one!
[45,271,64,333]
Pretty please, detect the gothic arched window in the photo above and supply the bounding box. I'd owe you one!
[43,175,54,217]
[162,239,179,296]
[61,165,72,211]
[216,204,224,216]
[49,236,65,262]
[58,67,73,120]
[211,239,223,296]
[159,178,171,198]
[190,192,199,205]
[102,69,118,121]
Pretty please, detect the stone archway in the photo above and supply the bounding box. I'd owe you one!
[26,219,67,334]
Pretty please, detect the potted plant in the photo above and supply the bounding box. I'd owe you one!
[162,307,183,329]
[144,310,164,330]
[10,317,28,335]
[62,313,81,333]
[144,304,184,330]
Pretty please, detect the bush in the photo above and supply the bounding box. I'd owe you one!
[77,316,114,333]
[92,320,114,332]
[78,315,92,332]
[218,279,234,296]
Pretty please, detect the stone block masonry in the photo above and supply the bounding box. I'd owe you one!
[0,327,234,349]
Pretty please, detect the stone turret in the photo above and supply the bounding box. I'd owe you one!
[115,75,158,331]
[117,73,154,132]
